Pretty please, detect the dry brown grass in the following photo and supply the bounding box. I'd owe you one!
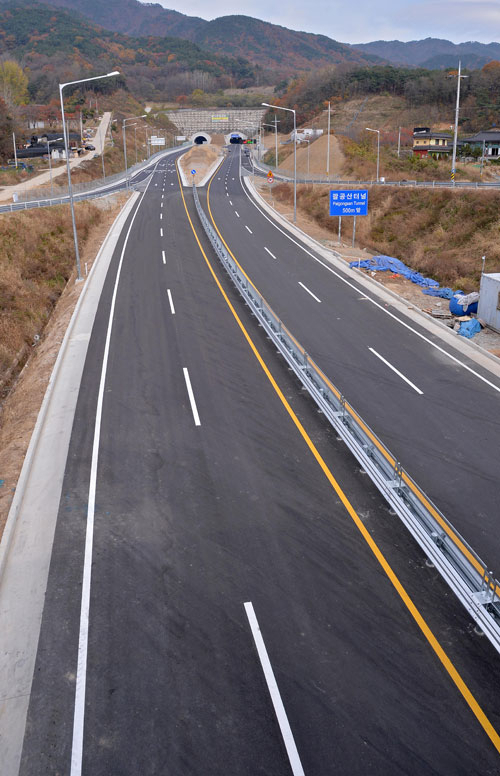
[0,202,106,392]
[338,136,485,183]
[273,183,500,291]
[70,144,126,184]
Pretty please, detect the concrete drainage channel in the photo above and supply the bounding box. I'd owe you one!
[191,183,500,656]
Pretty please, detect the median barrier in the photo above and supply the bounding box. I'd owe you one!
[191,182,500,656]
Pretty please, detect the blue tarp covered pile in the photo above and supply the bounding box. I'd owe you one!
[349,256,454,299]
[458,319,481,338]
[421,286,454,299]
[349,255,440,290]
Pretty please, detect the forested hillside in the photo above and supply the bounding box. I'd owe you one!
[271,63,500,133]
[0,0,263,103]
[22,0,385,75]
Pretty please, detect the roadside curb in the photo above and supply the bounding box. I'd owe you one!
[243,175,500,380]
[0,191,139,583]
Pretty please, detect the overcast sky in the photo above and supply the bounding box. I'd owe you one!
[147,0,500,44]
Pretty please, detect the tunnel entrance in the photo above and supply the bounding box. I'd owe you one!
[225,131,247,145]
[190,131,211,145]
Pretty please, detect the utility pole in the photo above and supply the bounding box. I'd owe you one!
[450,61,468,183]
[480,138,486,176]
[397,127,401,158]
[12,132,18,169]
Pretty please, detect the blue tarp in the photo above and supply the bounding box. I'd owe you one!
[458,319,481,338]
[349,254,439,289]
[421,286,454,299]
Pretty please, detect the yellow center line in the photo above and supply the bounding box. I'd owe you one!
[206,167,496,593]
[176,160,500,755]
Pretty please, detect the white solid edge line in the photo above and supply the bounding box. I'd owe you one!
[264,247,277,260]
[298,281,321,304]
[240,178,500,395]
[167,289,175,314]
[183,368,201,426]
[244,602,305,776]
[369,347,424,395]
[245,225,253,234]
[162,250,166,265]
[70,159,161,776]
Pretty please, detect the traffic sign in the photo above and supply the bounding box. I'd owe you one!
[191,169,196,175]
[329,189,368,216]
[267,173,274,184]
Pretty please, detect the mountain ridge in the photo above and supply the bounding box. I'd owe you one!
[15,0,384,73]
[351,37,500,69]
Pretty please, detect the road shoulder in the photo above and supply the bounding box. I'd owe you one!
[0,190,139,776]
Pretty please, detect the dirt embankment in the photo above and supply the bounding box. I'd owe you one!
[179,144,222,185]
[271,182,500,291]
[0,194,129,536]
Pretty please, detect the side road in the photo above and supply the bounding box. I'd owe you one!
[0,189,139,776]
[0,112,112,204]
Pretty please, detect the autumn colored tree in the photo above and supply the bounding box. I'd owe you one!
[0,97,15,162]
[0,60,29,108]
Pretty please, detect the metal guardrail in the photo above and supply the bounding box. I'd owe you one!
[0,188,127,213]
[253,157,500,189]
[191,182,500,654]
[10,145,189,205]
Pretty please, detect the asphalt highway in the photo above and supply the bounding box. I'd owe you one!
[15,151,500,774]
[207,147,500,575]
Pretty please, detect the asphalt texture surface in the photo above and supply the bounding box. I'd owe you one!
[17,150,500,774]
[214,148,500,574]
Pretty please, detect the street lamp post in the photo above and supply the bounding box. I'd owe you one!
[263,102,297,223]
[46,136,63,197]
[365,127,380,182]
[122,114,146,187]
[59,70,119,280]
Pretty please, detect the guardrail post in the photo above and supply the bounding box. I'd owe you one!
[394,460,404,494]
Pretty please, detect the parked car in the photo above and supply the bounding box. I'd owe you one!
[85,144,95,151]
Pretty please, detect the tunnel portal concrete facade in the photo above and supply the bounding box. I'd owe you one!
[170,108,266,138]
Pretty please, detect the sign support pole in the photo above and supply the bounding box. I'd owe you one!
[352,215,356,247]
[338,216,341,245]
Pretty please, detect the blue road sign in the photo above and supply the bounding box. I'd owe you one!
[329,189,368,216]
[191,169,196,174]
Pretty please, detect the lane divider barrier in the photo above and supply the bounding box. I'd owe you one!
[191,182,500,656]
